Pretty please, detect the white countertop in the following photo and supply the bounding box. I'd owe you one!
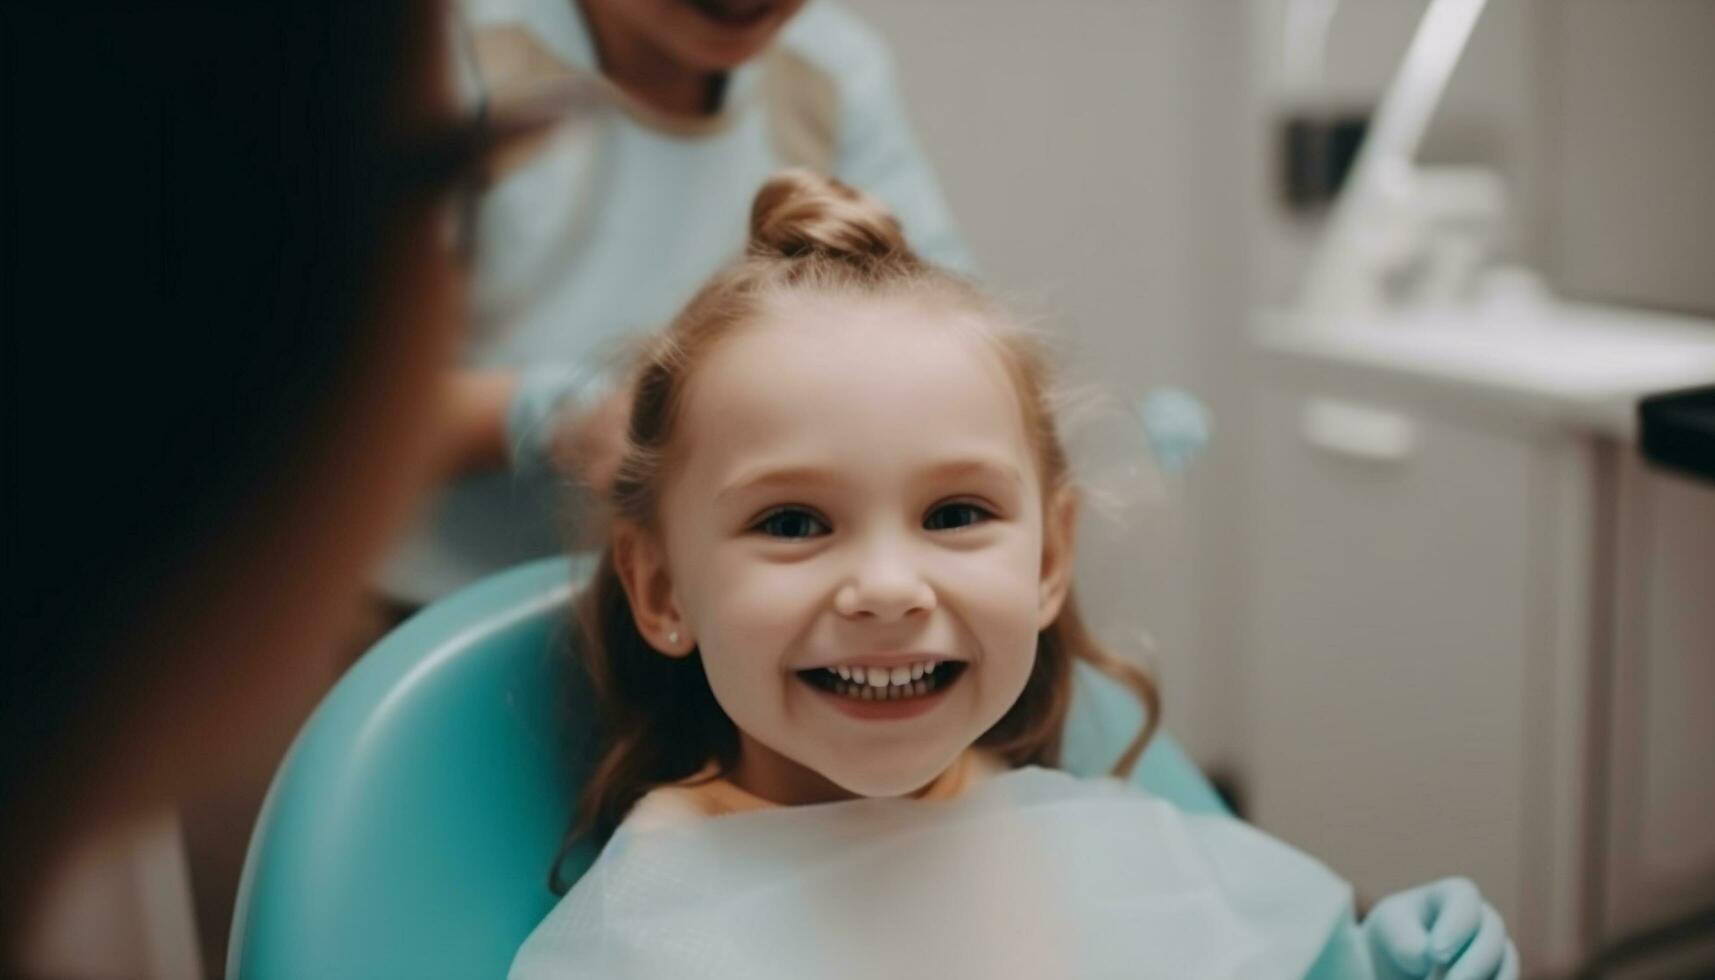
[1255,300,1715,439]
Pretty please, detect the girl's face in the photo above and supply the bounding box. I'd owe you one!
[618,296,1075,804]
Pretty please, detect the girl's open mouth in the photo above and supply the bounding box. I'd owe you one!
[794,661,968,719]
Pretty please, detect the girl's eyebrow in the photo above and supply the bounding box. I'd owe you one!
[715,458,1024,503]
[715,466,839,503]
[926,458,1026,491]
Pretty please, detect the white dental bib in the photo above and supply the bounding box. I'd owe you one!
[511,767,1365,979]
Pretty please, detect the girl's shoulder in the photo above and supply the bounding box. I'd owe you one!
[622,766,768,833]
[621,785,709,834]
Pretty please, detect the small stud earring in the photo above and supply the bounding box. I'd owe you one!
[667,630,680,645]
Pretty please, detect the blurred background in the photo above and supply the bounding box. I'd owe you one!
[862,2,1715,975]
[22,1,1715,977]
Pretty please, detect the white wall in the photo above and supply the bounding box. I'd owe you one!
[1548,0,1715,315]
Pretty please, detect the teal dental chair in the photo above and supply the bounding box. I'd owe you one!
[228,556,1228,980]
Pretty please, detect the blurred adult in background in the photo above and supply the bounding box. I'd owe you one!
[391,0,971,610]
[1,1,488,967]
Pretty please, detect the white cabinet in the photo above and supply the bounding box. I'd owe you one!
[1243,305,1715,977]
[1602,460,1715,948]
[1247,381,1586,970]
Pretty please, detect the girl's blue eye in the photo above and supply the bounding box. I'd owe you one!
[754,508,830,539]
[924,502,993,531]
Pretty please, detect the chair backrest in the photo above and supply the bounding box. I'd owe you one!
[229,557,1227,980]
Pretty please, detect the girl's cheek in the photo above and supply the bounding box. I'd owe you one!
[715,568,819,633]
[959,560,1048,647]
[944,544,1040,601]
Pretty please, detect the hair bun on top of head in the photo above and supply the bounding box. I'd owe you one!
[748,168,914,264]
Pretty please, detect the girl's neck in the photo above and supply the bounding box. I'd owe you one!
[727,734,984,807]
[729,736,859,807]
[576,0,726,117]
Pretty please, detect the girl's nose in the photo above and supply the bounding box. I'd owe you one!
[833,543,936,622]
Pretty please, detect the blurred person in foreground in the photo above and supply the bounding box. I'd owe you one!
[0,2,499,968]
[392,0,970,612]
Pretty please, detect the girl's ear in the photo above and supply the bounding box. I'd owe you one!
[612,521,694,658]
[1037,484,1078,631]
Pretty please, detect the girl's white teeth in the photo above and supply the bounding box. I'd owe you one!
[824,661,939,689]
[827,670,943,701]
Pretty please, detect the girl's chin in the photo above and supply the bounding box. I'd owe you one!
[816,752,965,801]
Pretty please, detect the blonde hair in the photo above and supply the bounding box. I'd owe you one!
[559,170,1158,886]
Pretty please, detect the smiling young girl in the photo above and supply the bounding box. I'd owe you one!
[509,170,1519,979]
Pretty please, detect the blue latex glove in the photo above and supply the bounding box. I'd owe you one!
[505,360,618,477]
[1365,878,1519,980]
[1137,387,1211,475]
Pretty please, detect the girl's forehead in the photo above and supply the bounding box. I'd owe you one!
[676,299,1037,477]
[759,294,1010,374]
[698,300,1018,417]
